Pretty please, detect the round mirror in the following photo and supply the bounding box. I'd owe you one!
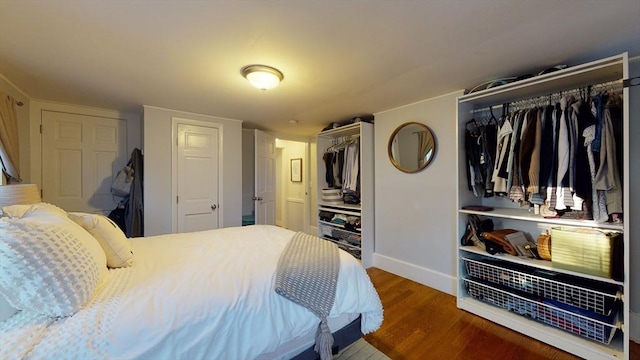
[388,122,436,173]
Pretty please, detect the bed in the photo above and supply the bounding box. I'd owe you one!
[0,203,383,359]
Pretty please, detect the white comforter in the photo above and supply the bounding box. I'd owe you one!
[1,225,383,359]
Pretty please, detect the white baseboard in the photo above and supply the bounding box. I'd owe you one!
[372,253,457,296]
[631,311,640,343]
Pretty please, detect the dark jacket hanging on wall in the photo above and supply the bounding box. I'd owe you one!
[125,148,144,237]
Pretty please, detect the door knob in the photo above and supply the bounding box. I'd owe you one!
[252,196,263,201]
[211,204,217,210]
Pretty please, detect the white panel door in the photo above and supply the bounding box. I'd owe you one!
[41,111,126,213]
[254,130,276,225]
[177,123,219,233]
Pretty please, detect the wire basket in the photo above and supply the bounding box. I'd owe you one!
[464,279,619,344]
[462,257,621,316]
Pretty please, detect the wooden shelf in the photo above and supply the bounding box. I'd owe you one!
[459,207,623,231]
[458,54,624,108]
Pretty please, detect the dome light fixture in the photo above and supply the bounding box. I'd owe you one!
[241,64,284,91]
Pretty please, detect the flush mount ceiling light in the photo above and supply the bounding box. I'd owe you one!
[241,64,284,90]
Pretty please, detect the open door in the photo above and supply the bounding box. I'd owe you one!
[254,130,276,225]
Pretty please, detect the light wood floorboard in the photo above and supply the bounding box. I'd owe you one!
[364,267,639,360]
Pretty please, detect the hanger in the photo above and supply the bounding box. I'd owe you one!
[325,136,358,153]
[488,106,498,126]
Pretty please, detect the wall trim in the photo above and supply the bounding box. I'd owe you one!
[372,253,457,296]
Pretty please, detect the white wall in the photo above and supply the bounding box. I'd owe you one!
[142,105,242,236]
[373,91,462,295]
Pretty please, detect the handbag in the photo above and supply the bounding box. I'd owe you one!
[537,231,551,260]
[111,163,134,197]
[481,229,519,256]
[461,215,494,251]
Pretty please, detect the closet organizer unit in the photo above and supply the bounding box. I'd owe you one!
[316,122,374,267]
[456,53,630,360]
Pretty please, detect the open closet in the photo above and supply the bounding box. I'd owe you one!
[456,53,630,360]
[316,122,374,267]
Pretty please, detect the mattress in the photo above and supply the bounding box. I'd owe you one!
[1,225,382,359]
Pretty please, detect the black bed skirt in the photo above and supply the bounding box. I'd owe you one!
[291,315,363,360]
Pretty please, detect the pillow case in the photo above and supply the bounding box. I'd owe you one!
[69,212,134,268]
[1,203,108,282]
[0,219,102,317]
[0,293,18,322]
[2,202,67,219]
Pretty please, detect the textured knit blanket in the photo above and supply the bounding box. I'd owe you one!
[275,232,339,360]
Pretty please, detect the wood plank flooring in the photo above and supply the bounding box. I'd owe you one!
[364,267,639,360]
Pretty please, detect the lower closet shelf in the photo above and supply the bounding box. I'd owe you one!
[463,278,619,345]
[321,236,361,260]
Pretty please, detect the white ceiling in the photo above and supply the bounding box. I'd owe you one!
[1,1,639,136]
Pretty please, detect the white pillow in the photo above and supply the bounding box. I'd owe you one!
[2,202,67,219]
[69,212,134,268]
[2,203,108,283]
[0,219,102,317]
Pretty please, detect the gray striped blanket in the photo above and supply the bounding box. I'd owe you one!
[275,232,339,360]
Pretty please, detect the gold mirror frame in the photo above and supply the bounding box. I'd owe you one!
[388,122,436,173]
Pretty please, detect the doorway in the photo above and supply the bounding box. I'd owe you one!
[242,130,309,232]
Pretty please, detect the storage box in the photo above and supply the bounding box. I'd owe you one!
[321,188,342,205]
[551,227,623,280]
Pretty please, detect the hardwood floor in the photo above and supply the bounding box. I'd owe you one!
[364,267,639,360]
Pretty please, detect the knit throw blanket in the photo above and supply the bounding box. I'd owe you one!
[275,232,339,360]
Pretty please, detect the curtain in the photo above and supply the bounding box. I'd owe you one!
[417,130,433,167]
[0,91,21,183]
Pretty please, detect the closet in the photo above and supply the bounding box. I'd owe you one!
[316,122,374,267]
[456,53,630,360]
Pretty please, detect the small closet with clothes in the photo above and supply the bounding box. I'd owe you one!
[322,134,361,205]
[316,121,374,266]
[464,81,624,223]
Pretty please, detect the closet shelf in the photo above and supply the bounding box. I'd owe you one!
[459,208,623,231]
[317,122,362,137]
[319,203,362,213]
[458,53,624,108]
[460,246,624,287]
[318,220,361,233]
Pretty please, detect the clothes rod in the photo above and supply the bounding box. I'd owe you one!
[469,79,624,114]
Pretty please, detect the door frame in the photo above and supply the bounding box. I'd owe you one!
[171,117,223,233]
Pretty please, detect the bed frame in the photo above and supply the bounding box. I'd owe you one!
[291,316,363,360]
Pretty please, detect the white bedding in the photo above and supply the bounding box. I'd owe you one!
[1,225,383,359]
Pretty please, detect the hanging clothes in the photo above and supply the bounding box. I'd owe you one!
[594,93,623,216]
[125,148,144,238]
[583,125,608,223]
[342,140,360,193]
[491,114,513,195]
